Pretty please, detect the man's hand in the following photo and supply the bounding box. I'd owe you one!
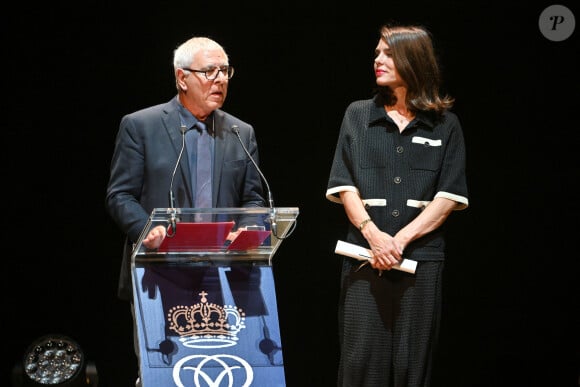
[142,225,167,249]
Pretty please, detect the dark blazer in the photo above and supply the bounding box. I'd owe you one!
[106,96,265,300]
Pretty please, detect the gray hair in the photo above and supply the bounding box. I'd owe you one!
[173,37,228,70]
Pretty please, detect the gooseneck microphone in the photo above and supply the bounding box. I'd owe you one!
[231,125,280,238]
[167,125,190,237]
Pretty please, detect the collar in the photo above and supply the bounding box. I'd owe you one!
[369,94,440,129]
[177,102,214,134]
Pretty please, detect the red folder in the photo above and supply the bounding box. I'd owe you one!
[226,230,271,251]
[158,221,235,252]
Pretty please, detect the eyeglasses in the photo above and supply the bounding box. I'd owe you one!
[182,66,235,80]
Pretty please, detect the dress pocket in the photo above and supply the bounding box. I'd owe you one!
[409,136,442,171]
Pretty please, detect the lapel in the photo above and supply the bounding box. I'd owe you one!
[212,109,227,203]
[162,98,194,205]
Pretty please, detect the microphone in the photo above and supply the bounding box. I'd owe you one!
[167,125,190,237]
[231,125,278,238]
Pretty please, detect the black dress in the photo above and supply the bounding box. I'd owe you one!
[326,96,469,387]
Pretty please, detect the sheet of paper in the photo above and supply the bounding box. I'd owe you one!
[335,240,417,274]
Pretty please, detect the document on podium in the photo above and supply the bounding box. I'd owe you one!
[226,229,271,251]
[158,221,235,252]
[334,240,417,274]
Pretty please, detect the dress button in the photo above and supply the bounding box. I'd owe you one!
[391,209,400,217]
[396,146,404,153]
[394,176,401,184]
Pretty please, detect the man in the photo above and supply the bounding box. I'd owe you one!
[105,36,266,385]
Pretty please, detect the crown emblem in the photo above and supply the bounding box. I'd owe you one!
[167,291,246,348]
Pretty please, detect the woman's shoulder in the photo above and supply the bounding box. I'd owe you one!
[442,109,459,119]
[347,97,375,108]
[344,98,377,116]
[440,109,463,128]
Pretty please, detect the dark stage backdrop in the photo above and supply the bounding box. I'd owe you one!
[2,1,578,386]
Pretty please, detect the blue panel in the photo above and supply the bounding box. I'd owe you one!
[132,264,285,386]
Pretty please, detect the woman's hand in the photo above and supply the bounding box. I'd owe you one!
[363,222,404,271]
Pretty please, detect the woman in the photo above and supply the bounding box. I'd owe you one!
[326,24,469,387]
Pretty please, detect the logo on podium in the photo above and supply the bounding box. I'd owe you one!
[173,354,254,387]
[167,291,246,349]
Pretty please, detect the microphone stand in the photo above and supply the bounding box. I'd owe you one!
[232,125,296,240]
[167,125,189,237]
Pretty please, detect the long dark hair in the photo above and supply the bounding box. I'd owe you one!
[376,24,454,114]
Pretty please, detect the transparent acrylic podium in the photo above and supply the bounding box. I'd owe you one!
[131,207,298,387]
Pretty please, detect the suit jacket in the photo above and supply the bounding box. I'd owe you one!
[106,96,265,300]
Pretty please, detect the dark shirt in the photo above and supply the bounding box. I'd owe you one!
[326,95,469,260]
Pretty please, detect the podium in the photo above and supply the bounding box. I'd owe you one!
[131,207,298,387]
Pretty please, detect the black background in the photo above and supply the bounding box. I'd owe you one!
[2,1,578,386]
